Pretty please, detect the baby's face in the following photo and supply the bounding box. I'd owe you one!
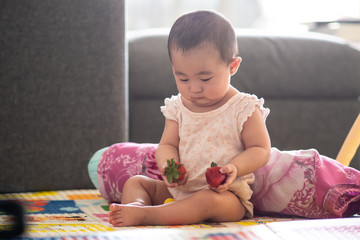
[171,44,234,110]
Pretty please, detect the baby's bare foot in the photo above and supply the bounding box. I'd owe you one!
[109,203,146,227]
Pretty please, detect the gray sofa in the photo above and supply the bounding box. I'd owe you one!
[1,1,360,194]
[128,29,360,170]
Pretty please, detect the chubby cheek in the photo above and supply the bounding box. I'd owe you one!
[176,82,189,97]
[212,78,231,96]
[207,84,227,98]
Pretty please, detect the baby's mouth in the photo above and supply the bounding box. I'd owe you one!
[191,96,203,100]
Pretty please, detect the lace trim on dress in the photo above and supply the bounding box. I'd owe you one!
[160,95,180,122]
[160,93,269,129]
[236,94,270,134]
[176,93,246,118]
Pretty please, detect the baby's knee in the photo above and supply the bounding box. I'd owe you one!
[124,175,157,191]
[124,175,148,187]
[194,189,224,206]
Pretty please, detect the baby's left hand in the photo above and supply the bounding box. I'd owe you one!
[212,163,237,193]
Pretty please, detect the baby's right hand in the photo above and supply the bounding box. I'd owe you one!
[160,165,188,188]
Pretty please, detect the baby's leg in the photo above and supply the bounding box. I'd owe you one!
[109,188,245,227]
[120,175,172,206]
[108,175,172,226]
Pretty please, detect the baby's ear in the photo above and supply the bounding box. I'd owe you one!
[230,57,242,76]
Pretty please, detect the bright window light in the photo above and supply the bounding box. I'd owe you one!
[127,0,360,30]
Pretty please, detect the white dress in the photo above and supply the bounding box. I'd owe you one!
[161,92,269,217]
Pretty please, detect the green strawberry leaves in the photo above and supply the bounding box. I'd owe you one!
[164,158,186,183]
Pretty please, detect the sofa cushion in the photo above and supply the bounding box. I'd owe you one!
[232,31,360,98]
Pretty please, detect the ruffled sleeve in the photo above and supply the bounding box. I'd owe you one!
[160,94,181,122]
[237,93,270,133]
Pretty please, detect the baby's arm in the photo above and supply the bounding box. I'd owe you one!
[233,107,270,175]
[240,106,271,171]
[155,118,188,186]
[218,107,270,191]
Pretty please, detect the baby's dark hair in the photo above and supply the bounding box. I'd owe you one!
[168,10,238,65]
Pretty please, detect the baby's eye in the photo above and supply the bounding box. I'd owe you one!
[201,77,212,82]
[179,79,188,82]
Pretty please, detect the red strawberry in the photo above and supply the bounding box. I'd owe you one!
[205,162,227,188]
[164,158,186,183]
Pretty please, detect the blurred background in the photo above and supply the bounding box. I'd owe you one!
[127,0,360,48]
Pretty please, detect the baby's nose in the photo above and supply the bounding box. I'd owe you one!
[190,83,203,93]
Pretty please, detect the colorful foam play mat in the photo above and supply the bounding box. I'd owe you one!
[0,189,359,239]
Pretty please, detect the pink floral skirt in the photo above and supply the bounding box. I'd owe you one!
[251,148,360,218]
[96,143,161,203]
[94,143,360,218]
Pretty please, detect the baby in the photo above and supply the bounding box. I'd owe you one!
[108,10,271,227]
